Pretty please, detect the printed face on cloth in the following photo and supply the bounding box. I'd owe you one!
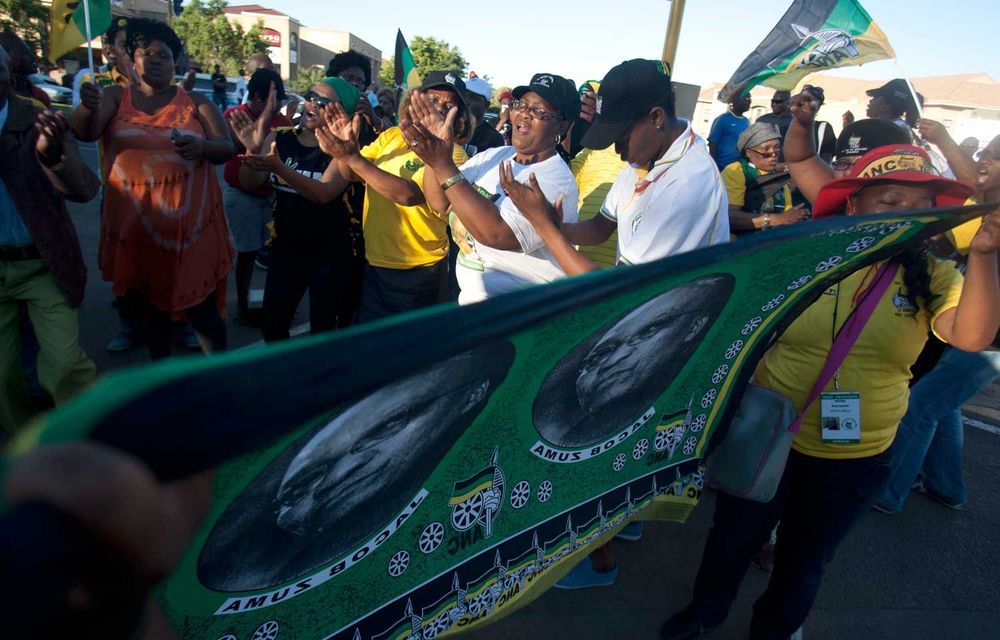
[197,343,514,591]
[532,275,733,449]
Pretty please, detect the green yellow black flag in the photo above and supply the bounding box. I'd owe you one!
[394,29,421,90]
[718,0,894,101]
[49,0,112,63]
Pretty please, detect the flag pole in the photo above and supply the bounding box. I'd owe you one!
[902,77,923,120]
[660,0,687,73]
[81,0,96,75]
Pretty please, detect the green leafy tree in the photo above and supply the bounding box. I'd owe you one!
[378,35,468,87]
[0,0,50,64]
[292,65,324,93]
[174,0,268,76]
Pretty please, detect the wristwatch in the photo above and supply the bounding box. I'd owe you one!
[762,214,771,230]
[440,173,466,191]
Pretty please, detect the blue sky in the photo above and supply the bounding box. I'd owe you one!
[278,0,999,91]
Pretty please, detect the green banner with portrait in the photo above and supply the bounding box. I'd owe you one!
[4,206,983,640]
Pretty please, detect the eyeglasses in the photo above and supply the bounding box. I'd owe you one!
[748,145,779,157]
[511,100,560,121]
[304,91,334,108]
[832,158,857,171]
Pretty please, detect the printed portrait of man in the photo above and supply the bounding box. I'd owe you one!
[197,341,515,591]
[532,274,734,448]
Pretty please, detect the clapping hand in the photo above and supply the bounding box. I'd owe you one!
[35,110,71,165]
[316,101,361,159]
[226,81,277,153]
[498,161,564,231]
[241,139,283,173]
[399,90,457,170]
[79,81,102,112]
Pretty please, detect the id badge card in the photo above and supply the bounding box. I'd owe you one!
[820,391,861,443]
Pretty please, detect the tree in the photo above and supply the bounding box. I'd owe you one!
[292,65,324,93]
[0,0,49,64]
[174,0,268,76]
[378,35,468,88]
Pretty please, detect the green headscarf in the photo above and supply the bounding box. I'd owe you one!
[321,76,361,114]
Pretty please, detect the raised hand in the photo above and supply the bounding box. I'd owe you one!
[408,90,456,144]
[917,118,952,147]
[79,81,102,112]
[498,161,563,230]
[790,91,820,128]
[579,88,597,123]
[35,110,71,164]
[241,139,283,173]
[970,208,1000,254]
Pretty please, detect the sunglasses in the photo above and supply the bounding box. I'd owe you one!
[304,91,334,108]
[771,98,787,103]
[978,148,1000,161]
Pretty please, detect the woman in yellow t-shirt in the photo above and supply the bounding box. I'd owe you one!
[722,121,808,237]
[661,120,999,638]
[318,71,472,322]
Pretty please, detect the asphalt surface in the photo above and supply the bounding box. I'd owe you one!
[65,142,1000,640]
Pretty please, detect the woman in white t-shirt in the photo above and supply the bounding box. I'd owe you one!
[398,72,581,304]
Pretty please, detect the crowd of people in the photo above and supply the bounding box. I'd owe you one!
[1,14,999,640]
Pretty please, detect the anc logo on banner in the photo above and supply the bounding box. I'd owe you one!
[4,205,985,640]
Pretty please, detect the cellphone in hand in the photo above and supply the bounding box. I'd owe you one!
[170,128,183,144]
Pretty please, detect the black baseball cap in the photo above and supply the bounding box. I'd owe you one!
[419,70,468,110]
[866,78,910,101]
[512,73,580,122]
[581,59,674,150]
[835,118,912,158]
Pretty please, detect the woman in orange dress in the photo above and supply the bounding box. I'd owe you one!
[72,18,234,359]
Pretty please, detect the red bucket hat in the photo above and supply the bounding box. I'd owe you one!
[812,144,974,219]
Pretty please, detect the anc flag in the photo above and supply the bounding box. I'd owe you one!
[449,467,495,506]
[656,408,688,432]
[49,0,112,63]
[394,29,421,89]
[718,0,894,101]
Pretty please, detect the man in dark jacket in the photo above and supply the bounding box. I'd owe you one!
[0,44,100,432]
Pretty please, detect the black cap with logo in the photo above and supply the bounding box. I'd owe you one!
[581,59,675,150]
[418,70,468,109]
[835,118,913,158]
[512,73,580,122]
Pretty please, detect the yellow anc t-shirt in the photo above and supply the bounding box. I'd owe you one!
[720,162,793,210]
[752,257,964,459]
[946,200,982,254]
[359,127,467,269]
[571,147,626,268]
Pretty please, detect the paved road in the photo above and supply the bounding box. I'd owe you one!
[65,143,1000,639]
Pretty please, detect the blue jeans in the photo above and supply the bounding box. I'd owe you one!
[879,347,1000,511]
[689,449,892,639]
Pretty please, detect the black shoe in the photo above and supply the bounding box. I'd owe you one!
[660,607,712,640]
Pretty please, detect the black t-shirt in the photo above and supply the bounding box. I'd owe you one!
[269,130,356,259]
[464,122,505,157]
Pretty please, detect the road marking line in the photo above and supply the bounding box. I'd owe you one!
[963,415,1000,435]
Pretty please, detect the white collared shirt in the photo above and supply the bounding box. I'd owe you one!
[601,120,729,264]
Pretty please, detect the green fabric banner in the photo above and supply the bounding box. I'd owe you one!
[4,206,983,640]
